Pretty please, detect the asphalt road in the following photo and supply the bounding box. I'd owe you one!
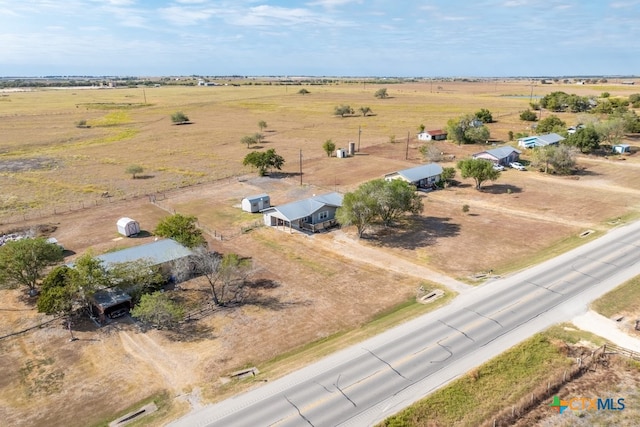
[169,220,640,427]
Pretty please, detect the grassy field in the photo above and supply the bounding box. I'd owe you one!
[377,326,621,427]
[591,276,640,318]
[2,79,640,427]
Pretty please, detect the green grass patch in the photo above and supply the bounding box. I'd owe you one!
[591,275,640,318]
[89,111,132,127]
[380,331,576,427]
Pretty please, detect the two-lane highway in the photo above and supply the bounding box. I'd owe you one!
[170,220,640,427]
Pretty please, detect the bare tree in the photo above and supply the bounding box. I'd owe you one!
[186,247,253,306]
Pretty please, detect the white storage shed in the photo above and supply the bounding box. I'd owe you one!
[116,217,140,237]
[241,194,271,213]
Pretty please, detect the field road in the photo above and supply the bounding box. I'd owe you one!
[168,220,640,427]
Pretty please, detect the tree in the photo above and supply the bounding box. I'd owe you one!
[242,148,285,176]
[298,88,310,95]
[418,124,425,133]
[629,93,640,108]
[440,167,456,188]
[565,126,600,154]
[530,145,554,173]
[108,259,164,301]
[187,248,253,306]
[445,114,490,145]
[131,291,184,329]
[258,120,267,132]
[549,145,577,174]
[374,88,389,99]
[37,266,79,340]
[594,118,625,148]
[336,188,378,238]
[475,108,493,123]
[536,115,566,134]
[154,213,206,249]
[66,253,111,315]
[359,106,372,117]
[322,139,336,157]
[372,179,423,227]
[0,237,64,295]
[419,143,442,162]
[171,111,189,124]
[336,179,423,237]
[457,158,500,190]
[334,105,354,117]
[520,109,538,122]
[241,134,258,148]
[125,164,143,179]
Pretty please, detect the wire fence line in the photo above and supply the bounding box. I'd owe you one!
[480,342,640,427]
[0,174,245,228]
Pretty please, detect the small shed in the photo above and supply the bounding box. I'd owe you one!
[117,217,140,237]
[612,144,631,154]
[242,193,271,213]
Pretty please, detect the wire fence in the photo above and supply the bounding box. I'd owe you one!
[482,344,619,427]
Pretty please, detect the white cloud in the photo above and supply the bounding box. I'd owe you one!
[159,5,219,26]
[306,0,361,8]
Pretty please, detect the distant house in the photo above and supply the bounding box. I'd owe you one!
[612,143,631,154]
[472,146,521,166]
[262,192,343,233]
[417,129,448,141]
[384,163,443,189]
[241,193,270,213]
[518,133,565,149]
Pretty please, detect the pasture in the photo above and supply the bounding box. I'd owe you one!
[1,79,640,426]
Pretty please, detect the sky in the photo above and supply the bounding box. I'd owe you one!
[1,0,639,77]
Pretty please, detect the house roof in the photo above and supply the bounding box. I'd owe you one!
[519,133,565,147]
[537,133,565,145]
[92,288,131,309]
[475,146,521,160]
[243,193,269,201]
[262,192,343,222]
[426,129,447,136]
[91,239,193,268]
[388,163,443,183]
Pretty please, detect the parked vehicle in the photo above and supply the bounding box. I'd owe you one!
[509,162,526,171]
[492,164,505,171]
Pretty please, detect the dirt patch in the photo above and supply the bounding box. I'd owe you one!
[0,157,60,173]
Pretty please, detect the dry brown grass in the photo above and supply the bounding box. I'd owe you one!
[2,80,640,427]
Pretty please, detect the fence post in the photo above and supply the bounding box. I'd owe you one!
[563,370,567,382]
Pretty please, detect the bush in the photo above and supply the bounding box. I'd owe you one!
[171,111,189,124]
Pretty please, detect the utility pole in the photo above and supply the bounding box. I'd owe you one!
[299,149,303,186]
[143,88,147,104]
[405,131,410,160]
[357,126,362,152]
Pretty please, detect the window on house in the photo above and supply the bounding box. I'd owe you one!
[318,211,329,220]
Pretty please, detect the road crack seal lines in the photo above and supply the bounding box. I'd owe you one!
[464,307,503,328]
[524,279,563,295]
[363,348,409,380]
[438,319,475,342]
[430,339,453,364]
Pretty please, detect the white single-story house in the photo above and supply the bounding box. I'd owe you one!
[472,146,521,166]
[612,143,631,154]
[518,133,565,149]
[241,193,270,213]
[262,192,343,233]
[384,163,443,189]
[417,129,448,141]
